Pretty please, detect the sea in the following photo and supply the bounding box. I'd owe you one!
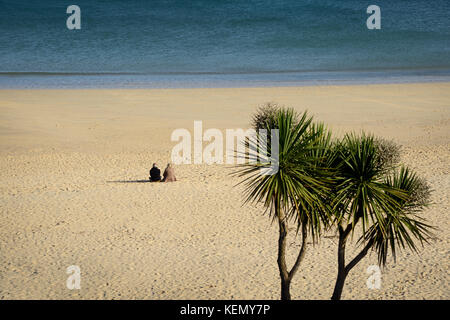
[0,0,449,88]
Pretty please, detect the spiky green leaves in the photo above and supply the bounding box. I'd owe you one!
[334,133,434,265]
[362,166,434,266]
[333,133,405,235]
[234,107,332,239]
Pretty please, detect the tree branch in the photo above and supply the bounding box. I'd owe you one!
[288,222,307,281]
[344,239,374,274]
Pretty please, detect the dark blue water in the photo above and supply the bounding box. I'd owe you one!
[1,0,449,88]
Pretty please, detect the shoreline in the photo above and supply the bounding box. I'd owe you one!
[1,69,450,90]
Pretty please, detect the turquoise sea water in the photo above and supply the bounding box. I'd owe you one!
[0,0,449,88]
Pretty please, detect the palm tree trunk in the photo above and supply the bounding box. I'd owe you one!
[331,224,374,300]
[288,222,307,281]
[331,226,348,300]
[277,214,291,300]
[331,273,347,300]
[280,277,291,300]
[275,200,309,300]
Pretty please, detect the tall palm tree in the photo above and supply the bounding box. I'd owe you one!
[234,107,332,300]
[329,133,433,300]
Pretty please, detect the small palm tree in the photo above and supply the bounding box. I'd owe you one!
[330,133,433,300]
[364,166,433,266]
[234,106,332,300]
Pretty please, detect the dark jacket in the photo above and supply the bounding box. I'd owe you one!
[149,167,161,181]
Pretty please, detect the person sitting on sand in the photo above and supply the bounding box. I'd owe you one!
[149,163,161,182]
[162,163,177,182]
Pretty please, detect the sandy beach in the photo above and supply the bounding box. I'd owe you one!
[0,83,449,299]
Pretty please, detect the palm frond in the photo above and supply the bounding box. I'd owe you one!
[358,166,434,266]
[232,108,333,239]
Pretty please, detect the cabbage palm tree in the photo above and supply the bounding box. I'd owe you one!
[363,166,433,266]
[234,107,332,300]
[330,133,433,300]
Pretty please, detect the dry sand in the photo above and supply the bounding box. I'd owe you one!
[0,83,449,299]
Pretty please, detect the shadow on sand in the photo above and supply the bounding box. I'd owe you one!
[107,179,152,183]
